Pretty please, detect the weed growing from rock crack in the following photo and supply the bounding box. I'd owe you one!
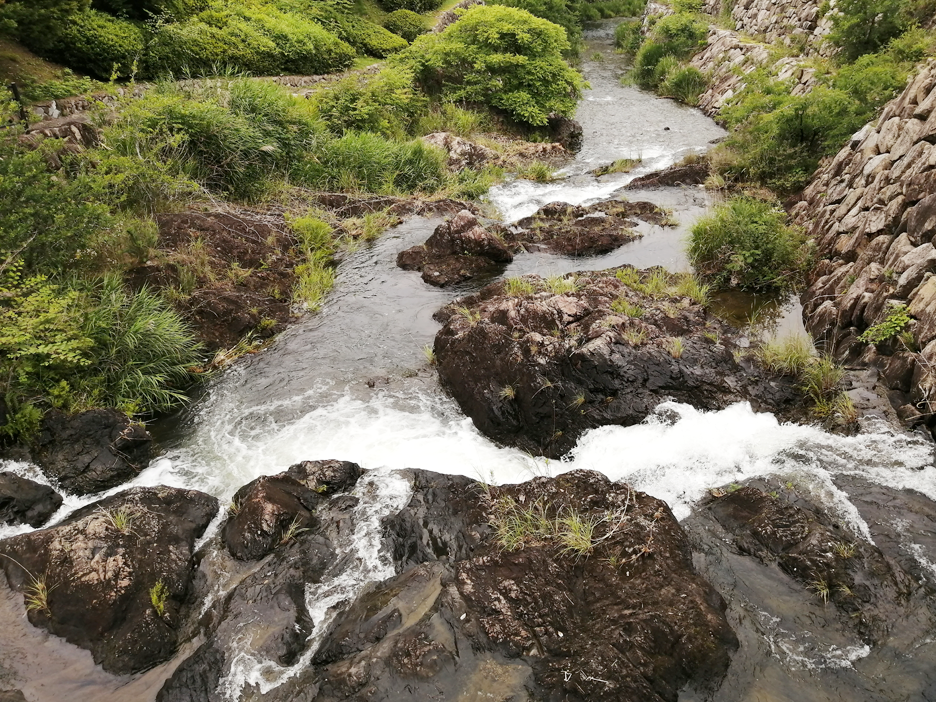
[150,580,169,618]
[674,274,711,306]
[667,337,685,359]
[808,578,830,604]
[622,328,647,346]
[545,275,578,294]
[757,334,814,376]
[833,541,856,559]
[279,515,309,545]
[505,277,536,297]
[96,505,139,535]
[611,298,644,318]
[456,306,481,325]
[422,344,437,365]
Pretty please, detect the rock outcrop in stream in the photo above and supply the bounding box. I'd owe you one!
[432,267,802,457]
[159,469,737,702]
[0,486,218,674]
[795,61,936,434]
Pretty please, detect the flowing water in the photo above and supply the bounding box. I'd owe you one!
[2,20,936,702]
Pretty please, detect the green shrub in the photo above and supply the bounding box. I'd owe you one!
[336,17,408,57]
[400,5,584,127]
[384,9,426,42]
[311,66,426,137]
[0,135,116,274]
[829,0,906,60]
[77,276,203,414]
[630,11,707,88]
[143,8,355,78]
[0,0,89,55]
[91,0,205,20]
[858,304,911,344]
[143,13,280,76]
[688,196,810,291]
[659,63,708,105]
[299,132,446,194]
[377,0,442,14]
[489,0,582,46]
[578,0,646,21]
[614,18,642,53]
[46,9,146,79]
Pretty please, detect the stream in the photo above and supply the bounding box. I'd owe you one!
[3,19,936,702]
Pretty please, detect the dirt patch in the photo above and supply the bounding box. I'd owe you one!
[126,211,299,353]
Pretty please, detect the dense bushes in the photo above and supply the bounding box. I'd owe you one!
[376,0,442,15]
[311,66,426,137]
[688,197,810,291]
[631,11,707,89]
[91,0,205,20]
[717,37,920,192]
[399,5,584,127]
[489,0,582,46]
[383,9,425,42]
[41,9,145,79]
[143,8,356,77]
[827,0,936,60]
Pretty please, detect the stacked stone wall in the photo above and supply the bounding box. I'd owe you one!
[794,62,936,428]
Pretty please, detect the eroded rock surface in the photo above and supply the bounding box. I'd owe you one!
[433,267,802,457]
[503,200,669,257]
[33,408,152,495]
[0,473,62,527]
[421,132,497,171]
[0,486,218,674]
[397,210,513,286]
[165,469,737,701]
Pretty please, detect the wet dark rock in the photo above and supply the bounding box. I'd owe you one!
[397,210,514,287]
[223,474,323,561]
[286,459,364,496]
[33,409,152,495]
[504,200,669,257]
[704,485,913,645]
[158,491,352,702]
[432,267,802,457]
[548,113,583,153]
[0,473,62,527]
[267,469,736,702]
[0,486,218,675]
[625,159,710,188]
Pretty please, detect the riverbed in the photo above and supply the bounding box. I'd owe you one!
[2,19,936,702]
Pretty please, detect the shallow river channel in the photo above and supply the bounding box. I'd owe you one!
[3,20,936,702]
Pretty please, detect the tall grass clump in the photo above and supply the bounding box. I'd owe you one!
[688,196,811,292]
[757,334,814,375]
[630,12,708,90]
[78,276,204,414]
[302,132,446,194]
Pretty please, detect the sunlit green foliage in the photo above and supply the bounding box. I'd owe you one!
[399,5,584,127]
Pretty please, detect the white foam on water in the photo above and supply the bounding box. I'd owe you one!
[218,469,412,700]
[753,609,871,671]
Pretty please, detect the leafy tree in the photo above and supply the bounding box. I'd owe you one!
[400,5,584,127]
[829,0,906,60]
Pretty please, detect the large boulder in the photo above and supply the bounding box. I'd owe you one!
[433,267,802,457]
[253,469,738,702]
[397,210,514,287]
[33,409,152,495]
[0,486,218,674]
[547,113,583,153]
[222,460,363,562]
[0,473,62,527]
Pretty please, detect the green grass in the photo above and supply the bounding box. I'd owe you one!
[150,580,169,617]
[505,277,537,296]
[611,298,644,318]
[757,334,814,375]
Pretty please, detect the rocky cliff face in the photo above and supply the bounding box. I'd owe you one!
[795,61,936,432]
